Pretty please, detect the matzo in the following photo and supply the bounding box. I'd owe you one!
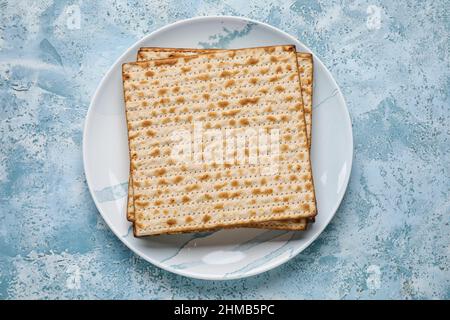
[134,47,315,231]
[131,47,315,232]
[122,45,316,236]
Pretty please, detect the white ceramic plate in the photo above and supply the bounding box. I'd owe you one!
[83,16,353,280]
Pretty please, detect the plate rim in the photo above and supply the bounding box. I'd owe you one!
[82,15,353,280]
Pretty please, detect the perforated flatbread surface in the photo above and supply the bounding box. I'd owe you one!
[123,46,316,236]
[134,47,315,231]
[138,48,314,144]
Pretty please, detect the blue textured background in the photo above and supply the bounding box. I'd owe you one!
[0,0,449,299]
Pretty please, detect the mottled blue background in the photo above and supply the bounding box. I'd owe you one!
[0,0,449,299]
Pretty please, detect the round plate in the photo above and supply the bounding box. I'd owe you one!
[83,16,353,280]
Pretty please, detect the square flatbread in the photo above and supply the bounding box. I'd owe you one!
[132,47,315,231]
[127,47,315,234]
[122,45,316,236]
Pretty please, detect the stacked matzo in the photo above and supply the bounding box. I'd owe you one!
[122,45,316,236]
[133,48,315,231]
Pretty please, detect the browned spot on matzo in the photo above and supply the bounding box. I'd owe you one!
[185,216,193,223]
[170,176,181,183]
[272,206,288,213]
[260,68,269,75]
[166,219,177,226]
[154,168,166,176]
[146,130,156,137]
[224,79,235,88]
[214,182,226,190]
[218,192,229,199]
[269,75,279,82]
[154,58,178,66]
[217,101,229,108]
[264,47,276,53]
[222,109,240,117]
[239,97,259,105]
[185,184,199,192]
[197,74,210,81]
[220,70,233,77]
[149,149,160,157]
[239,118,250,126]
[275,85,285,92]
[158,88,168,95]
[246,57,259,65]
[135,201,149,207]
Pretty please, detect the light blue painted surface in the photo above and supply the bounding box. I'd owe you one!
[0,0,449,299]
